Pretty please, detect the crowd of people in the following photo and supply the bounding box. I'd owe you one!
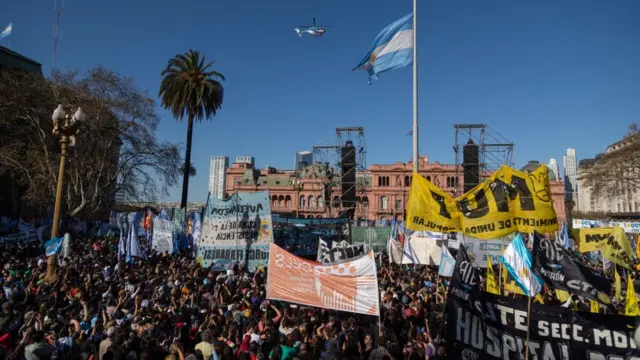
[0,234,449,360]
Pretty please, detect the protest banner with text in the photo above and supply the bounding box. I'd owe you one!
[576,227,634,269]
[198,191,273,270]
[406,165,558,239]
[446,291,639,360]
[267,243,379,316]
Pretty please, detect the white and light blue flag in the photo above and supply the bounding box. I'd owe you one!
[501,233,543,297]
[561,222,571,249]
[0,23,12,40]
[438,245,455,277]
[45,237,63,257]
[354,13,413,84]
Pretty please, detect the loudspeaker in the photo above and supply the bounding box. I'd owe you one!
[341,141,356,217]
[463,139,480,193]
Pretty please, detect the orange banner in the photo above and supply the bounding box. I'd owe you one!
[266,243,379,316]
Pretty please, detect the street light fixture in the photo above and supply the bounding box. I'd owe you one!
[45,105,84,283]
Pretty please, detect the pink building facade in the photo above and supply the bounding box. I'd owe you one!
[224,156,566,224]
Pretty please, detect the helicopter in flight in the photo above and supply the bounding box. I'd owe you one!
[294,17,331,37]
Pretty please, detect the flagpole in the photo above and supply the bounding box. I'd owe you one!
[525,295,532,360]
[412,0,419,173]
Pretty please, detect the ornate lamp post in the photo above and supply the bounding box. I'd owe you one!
[45,105,84,283]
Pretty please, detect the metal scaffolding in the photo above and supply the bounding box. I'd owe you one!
[453,124,514,195]
[312,127,368,219]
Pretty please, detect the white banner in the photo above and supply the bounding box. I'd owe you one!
[402,232,443,265]
[459,233,509,268]
[152,216,174,254]
[317,239,365,264]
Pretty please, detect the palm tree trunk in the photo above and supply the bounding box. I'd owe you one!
[181,115,194,209]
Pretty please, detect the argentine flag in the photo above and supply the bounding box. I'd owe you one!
[501,234,543,297]
[354,13,413,84]
[438,245,455,277]
[0,23,12,40]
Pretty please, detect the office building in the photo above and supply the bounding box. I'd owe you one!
[235,156,255,166]
[209,156,229,199]
[548,158,560,182]
[295,151,313,171]
[563,148,578,207]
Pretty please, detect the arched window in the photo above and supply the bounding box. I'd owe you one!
[318,197,324,209]
[278,195,284,208]
[363,196,369,208]
[426,175,431,182]
[380,196,388,210]
[308,195,315,208]
[395,199,402,210]
[404,176,410,186]
[272,195,278,208]
[333,196,340,208]
[446,177,451,187]
[285,195,292,207]
[300,195,306,208]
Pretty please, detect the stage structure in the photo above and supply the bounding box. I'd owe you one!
[312,127,367,220]
[453,124,514,195]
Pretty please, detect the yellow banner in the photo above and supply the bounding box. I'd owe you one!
[625,275,639,316]
[615,268,623,301]
[406,165,558,239]
[486,257,500,295]
[590,300,599,313]
[576,227,634,269]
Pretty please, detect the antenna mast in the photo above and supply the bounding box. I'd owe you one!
[52,0,64,72]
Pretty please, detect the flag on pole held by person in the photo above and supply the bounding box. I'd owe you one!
[0,23,12,40]
[438,245,455,277]
[353,13,413,84]
[501,233,543,297]
[486,256,500,295]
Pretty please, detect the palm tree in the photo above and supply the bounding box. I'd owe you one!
[159,50,224,209]
[180,162,197,177]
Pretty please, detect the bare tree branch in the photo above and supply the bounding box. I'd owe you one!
[0,67,182,218]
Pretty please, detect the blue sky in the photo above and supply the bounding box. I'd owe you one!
[2,0,639,202]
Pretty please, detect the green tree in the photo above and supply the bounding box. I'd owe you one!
[159,50,225,209]
[180,162,197,177]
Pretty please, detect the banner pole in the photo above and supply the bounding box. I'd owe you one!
[525,294,532,360]
[411,0,419,173]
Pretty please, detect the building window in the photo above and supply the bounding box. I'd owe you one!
[363,196,369,208]
[309,195,315,208]
[333,196,340,208]
[300,195,306,208]
[377,176,390,187]
[318,197,324,209]
[426,176,431,182]
[278,195,284,208]
[285,195,292,207]
[404,176,410,186]
[395,199,402,210]
[380,196,388,210]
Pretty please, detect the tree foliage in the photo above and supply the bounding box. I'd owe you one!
[159,49,224,209]
[580,124,640,200]
[0,67,181,218]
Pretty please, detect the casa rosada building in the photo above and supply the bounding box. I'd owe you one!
[224,156,566,223]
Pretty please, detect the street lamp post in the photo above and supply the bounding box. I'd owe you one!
[45,105,84,283]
